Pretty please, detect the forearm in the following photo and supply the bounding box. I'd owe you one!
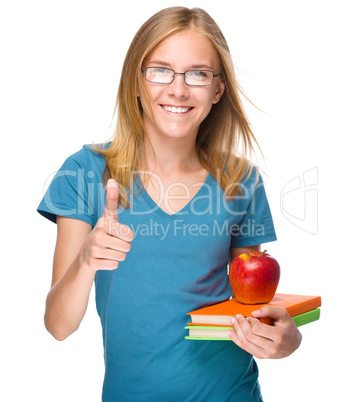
[44,253,96,341]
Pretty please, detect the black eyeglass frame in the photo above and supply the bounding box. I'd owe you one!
[140,67,221,86]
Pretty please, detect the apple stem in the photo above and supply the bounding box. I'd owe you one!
[260,250,267,257]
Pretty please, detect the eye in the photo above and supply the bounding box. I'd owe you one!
[194,71,208,77]
[151,67,172,76]
[188,70,212,80]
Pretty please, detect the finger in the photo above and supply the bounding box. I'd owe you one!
[252,306,289,323]
[99,234,132,253]
[227,316,247,349]
[94,247,128,262]
[246,317,278,342]
[95,216,134,240]
[227,328,244,349]
[234,315,269,349]
[108,222,134,241]
[228,315,266,357]
[104,179,119,221]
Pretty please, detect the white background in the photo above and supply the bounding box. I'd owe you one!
[1,0,360,401]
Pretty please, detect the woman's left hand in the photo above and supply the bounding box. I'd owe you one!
[227,306,302,359]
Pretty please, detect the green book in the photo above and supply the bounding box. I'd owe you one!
[292,308,321,327]
[185,308,320,340]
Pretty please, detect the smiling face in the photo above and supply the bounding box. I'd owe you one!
[139,29,225,143]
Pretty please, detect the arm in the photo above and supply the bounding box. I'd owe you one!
[44,217,95,341]
[44,179,133,341]
[228,244,302,358]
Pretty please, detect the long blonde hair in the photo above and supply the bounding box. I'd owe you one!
[93,6,261,208]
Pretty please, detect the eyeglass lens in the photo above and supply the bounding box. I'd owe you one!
[145,67,214,85]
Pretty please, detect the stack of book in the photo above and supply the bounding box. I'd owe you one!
[185,294,321,340]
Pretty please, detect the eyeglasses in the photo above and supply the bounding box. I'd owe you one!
[141,67,221,86]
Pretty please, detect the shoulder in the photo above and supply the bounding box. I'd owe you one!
[227,153,262,188]
[60,145,90,168]
[242,162,262,187]
[60,142,110,171]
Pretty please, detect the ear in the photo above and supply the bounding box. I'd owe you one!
[213,77,225,104]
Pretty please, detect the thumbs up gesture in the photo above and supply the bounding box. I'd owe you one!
[80,179,134,272]
[103,178,120,222]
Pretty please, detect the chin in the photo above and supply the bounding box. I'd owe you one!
[164,128,197,139]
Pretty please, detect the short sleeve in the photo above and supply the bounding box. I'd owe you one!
[231,172,277,248]
[37,147,95,226]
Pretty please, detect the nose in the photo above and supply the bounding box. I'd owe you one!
[168,74,189,98]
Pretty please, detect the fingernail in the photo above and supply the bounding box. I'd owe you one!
[107,179,117,187]
[230,318,235,324]
[227,330,232,337]
[235,314,242,320]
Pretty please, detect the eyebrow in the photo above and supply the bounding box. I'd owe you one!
[148,60,214,70]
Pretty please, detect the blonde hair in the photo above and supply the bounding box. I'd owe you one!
[93,6,261,208]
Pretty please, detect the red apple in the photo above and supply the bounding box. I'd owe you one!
[229,250,280,304]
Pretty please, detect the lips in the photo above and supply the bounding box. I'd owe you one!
[161,105,193,114]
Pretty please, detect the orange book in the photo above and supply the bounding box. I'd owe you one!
[187,294,322,326]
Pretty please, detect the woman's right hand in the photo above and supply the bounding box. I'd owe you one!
[80,179,134,272]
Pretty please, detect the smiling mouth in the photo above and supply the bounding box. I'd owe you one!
[161,105,193,114]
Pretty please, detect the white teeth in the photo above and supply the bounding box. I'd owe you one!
[163,105,190,114]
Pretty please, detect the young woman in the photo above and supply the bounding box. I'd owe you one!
[38,7,301,401]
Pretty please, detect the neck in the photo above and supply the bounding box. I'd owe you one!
[143,133,202,175]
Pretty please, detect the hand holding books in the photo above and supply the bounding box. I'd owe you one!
[227,305,303,359]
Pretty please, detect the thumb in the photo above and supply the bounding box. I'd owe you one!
[104,179,119,221]
[251,305,288,321]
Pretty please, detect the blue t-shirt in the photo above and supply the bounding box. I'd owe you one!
[37,144,277,402]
